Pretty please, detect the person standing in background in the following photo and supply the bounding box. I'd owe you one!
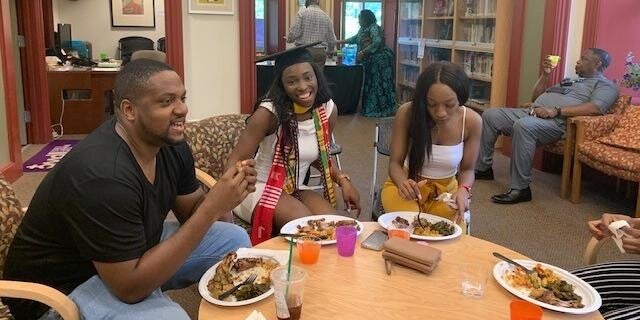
[286,0,337,70]
[337,9,397,117]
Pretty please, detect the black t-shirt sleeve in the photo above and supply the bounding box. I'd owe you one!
[62,177,147,262]
[174,142,199,196]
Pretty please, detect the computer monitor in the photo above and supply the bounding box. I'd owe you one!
[57,23,72,53]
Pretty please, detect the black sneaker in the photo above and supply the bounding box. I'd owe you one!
[475,167,494,180]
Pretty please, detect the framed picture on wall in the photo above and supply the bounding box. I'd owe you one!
[110,0,156,28]
[189,0,234,15]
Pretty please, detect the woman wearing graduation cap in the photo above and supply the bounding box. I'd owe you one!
[227,43,361,244]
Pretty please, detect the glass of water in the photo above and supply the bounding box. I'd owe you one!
[459,263,487,297]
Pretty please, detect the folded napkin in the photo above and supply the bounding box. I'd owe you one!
[382,237,441,274]
[236,248,291,265]
[245,310,267,320]
[608,220,631,253]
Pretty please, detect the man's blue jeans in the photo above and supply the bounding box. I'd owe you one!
[40,221,251,320]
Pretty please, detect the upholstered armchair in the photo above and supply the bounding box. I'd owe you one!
[0,177,80,320]
[184,114,251,230]
[549,95,631,198]
[571,105,640,217]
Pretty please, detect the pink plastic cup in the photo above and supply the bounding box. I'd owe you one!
[336,225,357,257]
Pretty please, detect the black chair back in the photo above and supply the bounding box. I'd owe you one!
[118,36,154,64]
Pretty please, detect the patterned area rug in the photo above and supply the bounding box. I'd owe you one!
[22,139,79,172]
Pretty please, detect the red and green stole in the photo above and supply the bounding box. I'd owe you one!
[250,104,337,245]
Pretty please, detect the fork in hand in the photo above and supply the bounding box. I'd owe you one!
[218,273,258,300]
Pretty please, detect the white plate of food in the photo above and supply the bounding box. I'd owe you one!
[493,259,601,314]
[279,214,364,245]
[377,211,462,241]
[198,248,288,307]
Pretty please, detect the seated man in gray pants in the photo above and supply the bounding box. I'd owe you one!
[475,48,618,204]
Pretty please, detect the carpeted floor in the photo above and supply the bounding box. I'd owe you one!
[11,114,637,319]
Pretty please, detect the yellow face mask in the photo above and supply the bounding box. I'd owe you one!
[293,103,312,115]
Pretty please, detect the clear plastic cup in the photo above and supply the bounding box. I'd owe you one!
[336,225,358,257]
[459,263,488,297]
[510,300,543,320]
[271,265,306,320]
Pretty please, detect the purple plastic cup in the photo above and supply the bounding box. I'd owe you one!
[336,225,358,257]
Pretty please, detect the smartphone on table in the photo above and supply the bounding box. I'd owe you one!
[361,230,388,251]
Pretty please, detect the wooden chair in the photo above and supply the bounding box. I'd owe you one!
[583,237,607,265]
[571,104,640,217]
[184,114,251,230]
[550,95,631,198]
[0,177,80,320]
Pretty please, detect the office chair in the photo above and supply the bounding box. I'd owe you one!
[131,50,167,63]
[157,37,166,52]
[118,36,154,64]
[370,117,394,220]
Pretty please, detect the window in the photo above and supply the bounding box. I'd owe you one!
[342,1,383,40]
[255,0,266,53]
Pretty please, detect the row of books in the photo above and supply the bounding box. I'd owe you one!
[463,52,493,76]
[463,0,496,16]
[399,2,422,19]
[461,22,495,44]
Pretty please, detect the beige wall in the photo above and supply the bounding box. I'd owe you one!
[0,42,8,164]
[565,0,586,78]
[54,0,165,59]
[517,0,546,105]
[182,0,240,119]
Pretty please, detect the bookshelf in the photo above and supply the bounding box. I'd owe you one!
[395,0,513,112]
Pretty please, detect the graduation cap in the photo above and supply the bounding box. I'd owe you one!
[256,41,321,75]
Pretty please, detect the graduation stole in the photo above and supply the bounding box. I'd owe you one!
[250,104,337,245]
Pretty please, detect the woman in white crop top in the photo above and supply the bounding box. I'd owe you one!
[381,62,482,224]
[226,44,360,244]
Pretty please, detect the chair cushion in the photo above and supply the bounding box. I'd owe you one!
[597,106,640,152]
[184,114,247,180]
[0,178,24,279]
[542,140,564,155]
[578,140,640,181]
[608,95,631,115]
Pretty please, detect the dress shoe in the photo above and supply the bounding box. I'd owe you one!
[491,187,532,204]
[475,167,494,180]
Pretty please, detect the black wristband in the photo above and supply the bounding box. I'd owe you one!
[554,106,562,118]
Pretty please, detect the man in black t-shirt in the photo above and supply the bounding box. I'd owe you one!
[4,59,257,319]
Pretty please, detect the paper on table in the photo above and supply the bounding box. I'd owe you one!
[608,220,630,253]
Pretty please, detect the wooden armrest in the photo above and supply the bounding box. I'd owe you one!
[583,237,608,265]
[573,114,619,146]
[195,168,217,189]
[0,280,79,320]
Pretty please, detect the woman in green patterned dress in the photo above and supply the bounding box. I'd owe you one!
[338,9,397,117]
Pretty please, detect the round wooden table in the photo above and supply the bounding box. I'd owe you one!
[198,222,604,319]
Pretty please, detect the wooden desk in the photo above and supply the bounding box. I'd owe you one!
[47,70,118,134]
[198,222,603,320]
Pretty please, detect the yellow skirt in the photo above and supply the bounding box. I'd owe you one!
[380,175,458,222]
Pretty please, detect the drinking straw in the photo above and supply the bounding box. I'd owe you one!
[285,237,294,296]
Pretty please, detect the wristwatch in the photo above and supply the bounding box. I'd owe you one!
[554,106,562,118]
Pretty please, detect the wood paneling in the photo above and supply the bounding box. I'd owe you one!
[239,0,257,114]
[0,0,22,181]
